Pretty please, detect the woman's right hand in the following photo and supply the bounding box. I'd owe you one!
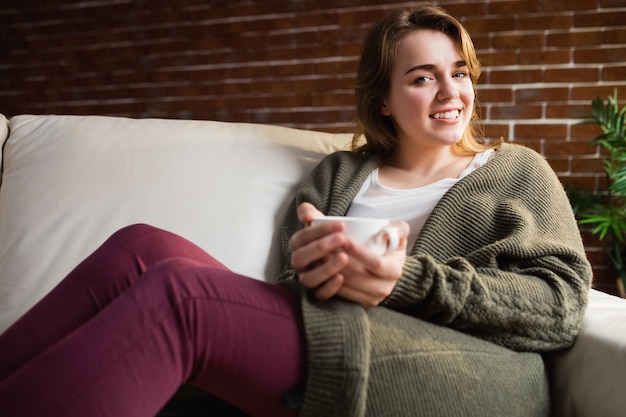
[288,203,349,300]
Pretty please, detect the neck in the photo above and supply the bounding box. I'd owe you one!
[387,143,460,172]
[380,143,474,189]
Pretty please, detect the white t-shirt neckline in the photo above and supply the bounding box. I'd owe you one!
[346,149,495,251]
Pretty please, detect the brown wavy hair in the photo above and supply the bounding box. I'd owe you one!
[352,4,499,154]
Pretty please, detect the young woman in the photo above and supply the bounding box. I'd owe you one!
[0,4,591,417]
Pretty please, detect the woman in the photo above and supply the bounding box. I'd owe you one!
[0,4,591,417]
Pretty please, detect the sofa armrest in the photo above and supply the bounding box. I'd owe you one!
[548,289,626,417]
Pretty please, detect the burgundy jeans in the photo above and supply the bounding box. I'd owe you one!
[0,224,306,417]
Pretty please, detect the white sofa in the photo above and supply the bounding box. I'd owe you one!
[1,114,625,416]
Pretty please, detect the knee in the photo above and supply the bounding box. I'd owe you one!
[111,223,162,240]
[102,224,225,274]
[105,224,175,249]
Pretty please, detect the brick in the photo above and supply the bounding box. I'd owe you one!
[337,8,386,26]
[571,157,606,173]
[440,3,489,18]
[604,28,626,43]
[517,14,572,30]
[294,11,339,28]
[487,0,542,13]
[462,16,518,34]
[490,105,542,120]
[209,81,253,96]
[575,47,626,64]
[292,109,344,124]
[223,95,268,109]
[603,66,626,82]
[315,58,358,75]
[490,69,542,84]
[340,41,365,57]
[312,91,355,107]
[477,51,518,67]
[482,123,510,140]
[547,30,604,47]
[295,44,341,60]
[545,156,569,173]
[267,93,313,108]
[293,76,351,93]
[518,49,571,65]
[516,87,569,103]
[514,123,568,139]
[575,11,626,28]
[545,67,600,83]
[469,33,490,51]
[476,87,513,103]
[573,85,626,102]
[545,0,602,11]
[546,104,596,119]
[571,123,603,140]
[544,140,599,157]
[493,34,544,49]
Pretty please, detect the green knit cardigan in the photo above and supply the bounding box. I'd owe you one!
[277,143,592,417]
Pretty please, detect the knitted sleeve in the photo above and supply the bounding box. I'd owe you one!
[382,144,592,352]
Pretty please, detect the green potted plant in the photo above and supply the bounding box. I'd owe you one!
[568,92,626,298]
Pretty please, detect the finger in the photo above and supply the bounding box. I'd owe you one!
[288,217,344,253]
[342,237,405,280]
[298,251,348,289]
[297,202,325,225]
[338,270,398,307]
[290,231,347,273]
[336,285,373,307]
[342,239,396,278]
[313,274,345,301]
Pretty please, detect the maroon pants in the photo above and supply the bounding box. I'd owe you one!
[0,224,306,417]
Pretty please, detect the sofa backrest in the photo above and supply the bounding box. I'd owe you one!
[0,114,351,332]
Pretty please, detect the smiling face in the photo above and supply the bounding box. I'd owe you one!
[381,29,475,152]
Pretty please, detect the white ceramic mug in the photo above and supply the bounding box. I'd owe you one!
[311,216,399,256]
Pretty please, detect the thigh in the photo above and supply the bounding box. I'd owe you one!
[366,309,548,417]
[172,263,306,417]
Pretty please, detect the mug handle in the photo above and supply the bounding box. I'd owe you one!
[377,226,399,255]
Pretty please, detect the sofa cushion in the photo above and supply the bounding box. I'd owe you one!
[0,114,350,333]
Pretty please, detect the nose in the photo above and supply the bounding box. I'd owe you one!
[437,78,460,101]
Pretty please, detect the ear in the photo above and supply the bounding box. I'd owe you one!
[381,101,391,116]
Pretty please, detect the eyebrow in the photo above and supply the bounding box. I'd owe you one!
[404,60,467,75]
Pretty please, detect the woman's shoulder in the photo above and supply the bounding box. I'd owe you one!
[496,142,545,161]
[484,142,564,192]
[321,149,376,162]
[492,142,555,172]
[315,150,384,172]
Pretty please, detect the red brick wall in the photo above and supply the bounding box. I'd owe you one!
[2,0,626,294]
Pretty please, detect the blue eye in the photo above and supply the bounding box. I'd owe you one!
[413,76,428,84]
[453,71,468,78]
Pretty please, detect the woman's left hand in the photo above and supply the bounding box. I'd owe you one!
[336,221,410,308]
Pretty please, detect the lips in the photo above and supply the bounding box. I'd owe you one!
[430,109,460,119]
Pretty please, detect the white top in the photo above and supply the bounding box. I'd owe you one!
[346,149,495,251]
